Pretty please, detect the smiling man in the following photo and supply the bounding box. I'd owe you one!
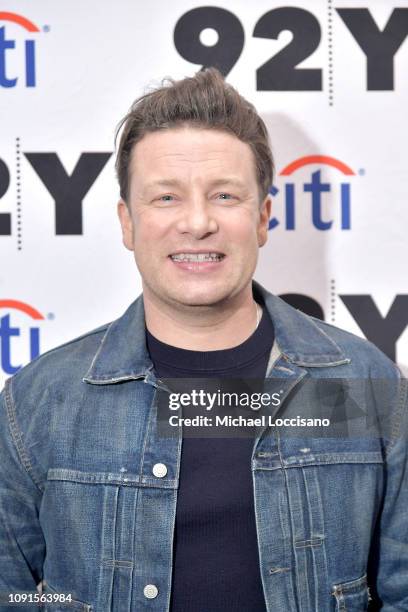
[0,69,407,612]
[117,124,270,350]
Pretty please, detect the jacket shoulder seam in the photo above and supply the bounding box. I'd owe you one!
[308,314,386,354]
[386,367,408,455]
[4,379,44,493]
[26,322,111,365]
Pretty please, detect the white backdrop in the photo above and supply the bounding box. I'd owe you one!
[1,0,407,388]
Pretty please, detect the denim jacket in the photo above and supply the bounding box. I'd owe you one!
[1,281,407,612]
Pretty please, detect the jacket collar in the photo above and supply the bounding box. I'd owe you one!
[83,280,350,384]
[253,280,350,368]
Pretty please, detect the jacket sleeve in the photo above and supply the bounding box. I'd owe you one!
[0,379,45,610]
[368,368,408,610]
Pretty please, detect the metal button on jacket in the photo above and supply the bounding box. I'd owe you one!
[144,584,159,599]
[152,463,167,478]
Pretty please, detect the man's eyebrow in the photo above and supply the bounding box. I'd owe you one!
[144,179,182,190]
[207,178,247,189]
[144,177,247,190]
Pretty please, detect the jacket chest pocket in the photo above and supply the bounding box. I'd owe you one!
[40,469,138,610]
[41,468,143,559]
[275,444,383,612]
[332,573,370,611]
[41,467,178,612]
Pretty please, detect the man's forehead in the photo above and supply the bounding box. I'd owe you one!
[143,176,249,190]
[131,127,253,161]
[128,127,259,195]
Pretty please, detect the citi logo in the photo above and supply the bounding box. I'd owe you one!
[0,299,45,375]
[0,11,42,88]
[269,155,358,231]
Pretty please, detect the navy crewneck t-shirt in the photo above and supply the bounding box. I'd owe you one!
[146,298,274,611]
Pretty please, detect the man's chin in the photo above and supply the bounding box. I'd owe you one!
[168,290,230,309]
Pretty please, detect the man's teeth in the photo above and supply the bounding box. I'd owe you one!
[171,253,224,262]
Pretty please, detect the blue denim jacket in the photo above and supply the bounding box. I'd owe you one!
[1,281,407,611]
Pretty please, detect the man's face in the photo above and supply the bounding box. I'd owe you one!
[117,126,271,310]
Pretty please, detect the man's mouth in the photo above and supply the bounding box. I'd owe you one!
[169,252,225,262]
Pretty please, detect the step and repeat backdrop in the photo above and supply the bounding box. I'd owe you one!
[1,0,407,387]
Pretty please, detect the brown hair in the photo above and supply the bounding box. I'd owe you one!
[115,67,274,203]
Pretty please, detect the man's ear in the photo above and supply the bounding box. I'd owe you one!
[257,195,272,247]
[117,200,134,251]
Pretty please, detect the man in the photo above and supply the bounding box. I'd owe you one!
[0,68,407,611]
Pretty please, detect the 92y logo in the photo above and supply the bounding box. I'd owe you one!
[174,7,408,91]
[0,152,111,236]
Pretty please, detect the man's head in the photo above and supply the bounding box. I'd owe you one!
[116,68,274,313]
[115,68,274,205]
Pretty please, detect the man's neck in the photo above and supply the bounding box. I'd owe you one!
[143,285,260,351]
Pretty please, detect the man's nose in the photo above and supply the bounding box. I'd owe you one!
[176,196,218,238]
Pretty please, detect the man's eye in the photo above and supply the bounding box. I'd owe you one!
[217,193,234,200]
[158,195,174,202]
